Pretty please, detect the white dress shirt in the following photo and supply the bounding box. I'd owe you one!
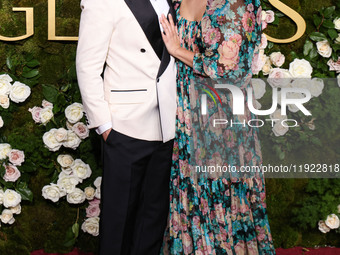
[96,0,170,135]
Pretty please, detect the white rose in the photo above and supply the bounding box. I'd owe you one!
[262,57,272,75]
[251,79,266,99]
[40,107,54,125]
[0,143,11,160]
[325,214,340,229]
[72,122,90,139]
[71,159,92,181]
[42,99,53,108]
[10,204,21,214]
[94,176,102,188]
[0,95,10,109]
[95,188,101,199]
[268,68,292,88]
[335,34,340,44]
[272,122,289,136]
[1,209,15,224]
[289,59,313,78]
[309,78,324,97]
[67,188,86,204]
[0,189,4,205]
[0,116,3,128]
[253,99,262,110]
[318,220,331,233]
[9,81,31,103]
[316,40,332,58]
[62,130,82,150]
[261,10,267,21]
[61,167,73,175]
[42,183,66,202]
[270,52,285,67]
[334,17,340,30]
[270,109,287,121]
[290,78,311,90]
[65,103,84,124]
[81,216,100,236]
[286,92,306,113]
[43,129,62,152]
[57,174,79,194]
[57,154,74,168]
[0,74,12,95]
[84,187,96,200]
[3,189,21,208]
[66,121,74,130]
[28,106,42,123]
[54,128,68,142]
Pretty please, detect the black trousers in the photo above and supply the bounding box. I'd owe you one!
[99,129,174,255]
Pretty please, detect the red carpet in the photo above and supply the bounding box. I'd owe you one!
[276,247,340,255]
[31,248,93,255]
[31,247,340,255]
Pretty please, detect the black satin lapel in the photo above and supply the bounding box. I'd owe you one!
[124,0,163,60]
[167,0,177,24]
[157,0,177,78]
[157,45,170,78]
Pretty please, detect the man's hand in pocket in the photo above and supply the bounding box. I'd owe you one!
[102,128,112,142]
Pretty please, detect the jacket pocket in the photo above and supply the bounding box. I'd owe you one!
[109,89,148,104]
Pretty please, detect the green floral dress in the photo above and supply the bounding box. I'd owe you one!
[161,0,276,254]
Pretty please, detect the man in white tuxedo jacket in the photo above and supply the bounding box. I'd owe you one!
[76,0,177,254]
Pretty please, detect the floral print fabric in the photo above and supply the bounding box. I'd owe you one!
[161,0,276,254]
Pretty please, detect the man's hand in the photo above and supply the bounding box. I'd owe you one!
[102,128,112,142]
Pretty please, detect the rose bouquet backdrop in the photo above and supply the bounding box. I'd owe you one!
[0,0,340,254]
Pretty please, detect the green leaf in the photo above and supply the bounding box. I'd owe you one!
[328,29,338,39]
[63,227,76,247]
[303,40,313,56]
[322,19,335,29]
[279,151,285,160]
[309,47,318,59]
[313,14,322,27]
[323,6,336,18]
[26,59,40,68]
[22,69,39,78]
[19,161,36,173]
[309,32,327,42]
[6,56,13,70]
[42,84,58,103]
[333,44,340,51]
[267,42,274,49]
[16,187,33,202]
[311,137,322,146]
[290,51,299,59]
[72,223,80,238]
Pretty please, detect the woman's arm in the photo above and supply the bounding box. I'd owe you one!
[160,1,263,81]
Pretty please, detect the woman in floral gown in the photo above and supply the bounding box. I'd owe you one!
[160,0,276,254]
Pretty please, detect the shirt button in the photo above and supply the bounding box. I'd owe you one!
[141,48,146,53]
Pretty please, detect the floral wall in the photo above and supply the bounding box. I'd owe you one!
[0,0,339,254]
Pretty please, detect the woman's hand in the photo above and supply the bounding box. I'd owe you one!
[160,14,181,57]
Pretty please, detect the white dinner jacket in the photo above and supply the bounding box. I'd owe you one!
[76,0,177,142]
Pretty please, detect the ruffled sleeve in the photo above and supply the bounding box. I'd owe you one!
[193,0,262,82]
